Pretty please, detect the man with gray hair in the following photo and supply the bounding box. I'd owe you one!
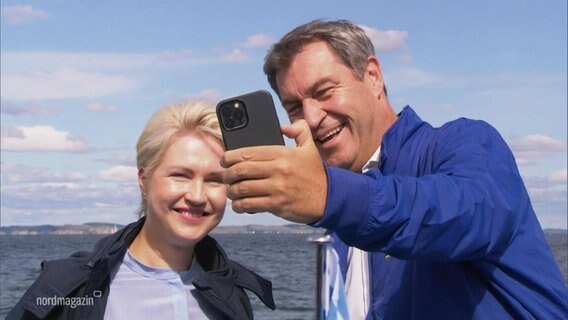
[222,19,568,319]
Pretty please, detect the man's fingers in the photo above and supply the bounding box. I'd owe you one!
[223,160,281,185]
[221,145,286,168]
[231,196,275,214]
[226,178,272,201]
[281,119,315,148]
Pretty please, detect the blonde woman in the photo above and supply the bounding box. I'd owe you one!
[9,101,275,320]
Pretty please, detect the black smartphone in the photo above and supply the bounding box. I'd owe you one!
[216,90,285,150]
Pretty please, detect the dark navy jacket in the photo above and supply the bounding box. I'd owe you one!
[313,106,568,319]
[7,218,275,320]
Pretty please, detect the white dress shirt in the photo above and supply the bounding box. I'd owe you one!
[344,146,381,319]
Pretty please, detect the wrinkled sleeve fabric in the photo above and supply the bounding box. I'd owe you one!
[312,120,528,262]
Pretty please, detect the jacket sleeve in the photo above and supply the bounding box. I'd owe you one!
[5,252,93,320]
[5,283,40,320]
[312,120,529,262]
[6,260,54,320]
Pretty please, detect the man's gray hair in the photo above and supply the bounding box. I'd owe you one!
[263,19,377,96]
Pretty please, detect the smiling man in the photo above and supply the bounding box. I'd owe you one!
[276,40,396,172]
[222,19,568,319]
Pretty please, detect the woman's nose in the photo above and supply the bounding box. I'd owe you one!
[184,180,207,205]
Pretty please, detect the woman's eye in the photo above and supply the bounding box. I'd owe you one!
[206,179,225,187]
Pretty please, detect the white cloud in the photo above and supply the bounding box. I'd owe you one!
[0,50,252,100]
[95,154,136,166]
[184,89,222,103]
[1,68,134,100]
[512,134,567,151]
[219,49,249,62]
[476,75,566,101]
[0,206,140,227]
[99,165,138,183]
[0,162,140,226]
[1,5,49,25]
[549,169,567,185]
[155,49,193,62]
[1,101,62,116]
[1,181,139,218]
[397,53,414,64]
[0,125,91,152]
[522,172,567,229]
[1,125,25,138]
[360,26,408,52]
[1,52,155,74]
[86,102,119,114]
[525,173,567,190]
[509,134,567,165]
[1,163,87,184]
[385,66,442,90]
[528,187,567,229]
[0,51,226,75]
[245,34,274,48]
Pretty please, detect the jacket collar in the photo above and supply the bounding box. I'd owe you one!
[194,236,276,311]
[81,218,145,299]
[21,218,145,318]
[88,216,145,267]
[380,106,426,173]
[23,217,275,318]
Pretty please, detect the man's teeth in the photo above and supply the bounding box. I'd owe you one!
[319,125,343,142]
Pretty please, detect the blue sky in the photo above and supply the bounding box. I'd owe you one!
[1,1,566,228]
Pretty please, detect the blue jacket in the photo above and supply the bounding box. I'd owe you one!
[313,106,568,319]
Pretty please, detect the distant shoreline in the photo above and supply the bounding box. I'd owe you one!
[1,222,565,236]
[0,222,326,236]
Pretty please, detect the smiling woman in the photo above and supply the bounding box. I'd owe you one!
[6,101,275,320]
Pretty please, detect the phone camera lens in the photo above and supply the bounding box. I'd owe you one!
[221,107,231,116]
[220,100,248,131]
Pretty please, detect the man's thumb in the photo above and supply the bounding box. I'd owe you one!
[281,120,315,147]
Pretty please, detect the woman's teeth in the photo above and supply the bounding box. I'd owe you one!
[176,209,205,217]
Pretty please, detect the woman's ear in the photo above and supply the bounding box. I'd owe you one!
[138,168,148,197]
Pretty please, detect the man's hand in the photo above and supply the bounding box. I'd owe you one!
[221,120,327,224]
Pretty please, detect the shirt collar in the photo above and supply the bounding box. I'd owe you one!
[362,146,382,173]
[124,249,203,283]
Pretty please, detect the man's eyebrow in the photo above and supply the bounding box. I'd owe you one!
[281,77,335,108]
[306,77,335,95]
[281,97,299,108]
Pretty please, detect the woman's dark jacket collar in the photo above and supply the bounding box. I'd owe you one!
[9,217,275,320]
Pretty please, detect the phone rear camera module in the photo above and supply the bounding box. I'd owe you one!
[219,100,249,131]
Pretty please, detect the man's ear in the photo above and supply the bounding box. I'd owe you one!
[365,56,384,98]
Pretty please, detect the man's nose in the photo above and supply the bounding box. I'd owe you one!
[302,99,326,129]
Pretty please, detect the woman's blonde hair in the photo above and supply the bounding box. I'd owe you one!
[135,100,222,216]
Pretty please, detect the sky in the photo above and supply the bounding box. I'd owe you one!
[1,1,566,228]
